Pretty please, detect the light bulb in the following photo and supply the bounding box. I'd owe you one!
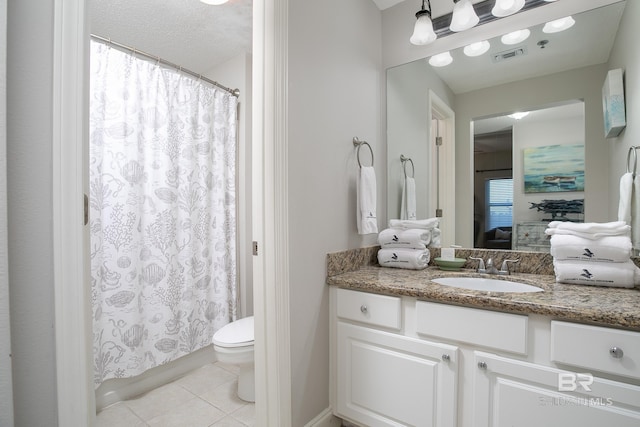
[492,0,525,17]
[200,0,229,4]
[543,16,576,33]
[464,40,490,57]
[508,112,529,120]
[450,0,480,32]
[410,12,437,46]
[429,51,453,67]
[501,29,530,45]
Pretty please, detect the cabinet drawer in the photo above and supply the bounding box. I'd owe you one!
[336,288,401,330]
[416,301,528,355]
[551,321,640,380]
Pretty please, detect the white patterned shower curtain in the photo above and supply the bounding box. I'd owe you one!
[89,40,237,386]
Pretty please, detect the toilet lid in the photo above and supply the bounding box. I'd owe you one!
[213,316,254,348]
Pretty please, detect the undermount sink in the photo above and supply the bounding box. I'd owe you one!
[432,277,544,293]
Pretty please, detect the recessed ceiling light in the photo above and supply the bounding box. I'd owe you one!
[501,29,531,45]
[508,112,529,120]
[429,51,453,67]
[543,16,576,33]
[200,0,229,5]
[464,40,490,57]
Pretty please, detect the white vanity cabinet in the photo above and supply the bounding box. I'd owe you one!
[331,288,459,427]
[331,287,640,427]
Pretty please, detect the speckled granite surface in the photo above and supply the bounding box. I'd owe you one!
[326,247,640,331]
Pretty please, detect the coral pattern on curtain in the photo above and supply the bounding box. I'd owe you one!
[89,40,237,386]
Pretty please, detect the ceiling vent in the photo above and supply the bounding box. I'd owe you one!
[492,46,527,63]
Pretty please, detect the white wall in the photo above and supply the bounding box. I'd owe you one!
[512,115,585,224]
[455,64,610,247]
[204,53,254,318]
[607,0,640,222]
[0,0,14,425]
[6,0,58,425]
[287,0,383,424]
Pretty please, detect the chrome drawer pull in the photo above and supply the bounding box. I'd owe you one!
[442,354,450,361]
[609,346,624,359]
[360,305,368,314]
[478,361,487,369]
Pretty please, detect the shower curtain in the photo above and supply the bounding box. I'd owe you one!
[89,40,237,386]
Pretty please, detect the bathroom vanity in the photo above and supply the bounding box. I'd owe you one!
[327,250,640,427]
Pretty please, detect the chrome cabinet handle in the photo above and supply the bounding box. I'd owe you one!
[610,346,624,359]
[360,305,368,314]
[478,361,487,369]
[442,354,450,361]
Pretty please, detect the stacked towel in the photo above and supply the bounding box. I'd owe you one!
[546,221,639,288]
[376,218,440,270]
[377,248,430,270]
[357,166,378,235]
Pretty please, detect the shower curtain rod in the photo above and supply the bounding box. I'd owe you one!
[91,34,240,97]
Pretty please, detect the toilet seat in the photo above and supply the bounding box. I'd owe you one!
[213,316,254,348]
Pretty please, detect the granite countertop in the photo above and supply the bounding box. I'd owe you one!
[327,265,640,331]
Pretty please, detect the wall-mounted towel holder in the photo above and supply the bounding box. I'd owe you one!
[353,137,374,168]
[400,154,415,179]
[628,146,640,176]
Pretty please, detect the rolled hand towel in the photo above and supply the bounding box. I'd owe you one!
[357,166,378,235]
[430,228,441,248]
[550,234,632,263]
[389,218,440,230]
[378,228,431,249]
[545,221,630,239]
[377,248,430,270]
[553,259,640,288]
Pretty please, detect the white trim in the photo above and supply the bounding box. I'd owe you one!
[52,0,94,425]
[304,407,342,427]
[252,0,292,424]
[428,90,456,246]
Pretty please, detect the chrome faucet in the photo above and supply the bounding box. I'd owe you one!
[469,257,519,275]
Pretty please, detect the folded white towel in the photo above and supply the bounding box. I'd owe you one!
[378,228,431,249]
[545,221,631,240]
[550,234,632,262]
[357,166,378,235]
[553,259,640,288]
[389,218,440,230]
[618,172,633,224]
[430,228,441,248]
[633,175,640,249]
[377,248,430,270]
[400,177,417,220]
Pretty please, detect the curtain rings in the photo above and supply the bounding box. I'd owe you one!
[353,137,374,168]
[400,154,415,179]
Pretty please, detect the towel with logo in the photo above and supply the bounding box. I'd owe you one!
[378,228,431,250]
[549,234,632,263]
[377,248,430,270]
[553,259,640,288]
[356,166,378,235]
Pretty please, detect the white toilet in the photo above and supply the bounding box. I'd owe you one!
[213,316,255,402]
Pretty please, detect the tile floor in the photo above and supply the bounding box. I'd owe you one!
[96,362,255,427]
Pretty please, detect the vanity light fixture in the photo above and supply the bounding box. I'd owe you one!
[464,40,491,57]
[410,0,438,46]
[429,51,454,67]
[508,111,529,120]
[543,16,576,33]
[492,0,525,18]
[501,28,531,45]
[450,0,480,32]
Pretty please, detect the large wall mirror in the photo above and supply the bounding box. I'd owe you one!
[387,0,627,250]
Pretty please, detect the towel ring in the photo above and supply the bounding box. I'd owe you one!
[353,137,374,168]
[400,154,415,178]
[627,146,638,175]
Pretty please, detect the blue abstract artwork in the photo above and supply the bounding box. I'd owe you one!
[602,69,626,138]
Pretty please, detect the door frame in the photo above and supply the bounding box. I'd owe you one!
[52,0,292,425]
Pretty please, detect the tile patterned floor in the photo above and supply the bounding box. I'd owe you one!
[96,362,255,427]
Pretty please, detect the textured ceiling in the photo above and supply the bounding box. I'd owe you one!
[90,0,252,75]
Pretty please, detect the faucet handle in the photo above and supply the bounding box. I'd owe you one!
[469,257,486,272]
[500,259,520,275]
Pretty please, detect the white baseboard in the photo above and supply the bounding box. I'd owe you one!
[305,407,342,427]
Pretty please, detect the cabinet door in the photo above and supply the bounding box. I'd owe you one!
[473,351,640,427]
[336,322,458,427]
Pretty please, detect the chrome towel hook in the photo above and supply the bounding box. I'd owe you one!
[400,154,415,179]
[353,137,374,168]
